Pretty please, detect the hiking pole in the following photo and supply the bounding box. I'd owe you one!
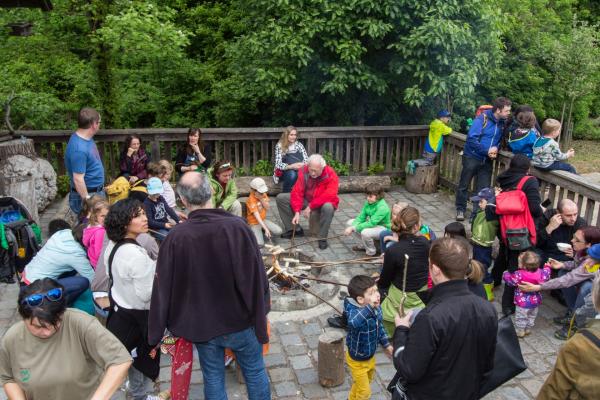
[399,254,409,318]
[292,274,349,287]
[285,233,347,251]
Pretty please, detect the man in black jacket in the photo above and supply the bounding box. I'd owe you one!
[536,199,586,262]
[390,238,497,400]
[148,172,271,400]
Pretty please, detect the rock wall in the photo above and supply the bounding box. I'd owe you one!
[0,154,57,212]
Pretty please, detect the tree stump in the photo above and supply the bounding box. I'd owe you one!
[318,330,345,387]
[405,164,439,194]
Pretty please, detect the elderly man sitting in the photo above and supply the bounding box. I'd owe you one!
[276,154,339,249]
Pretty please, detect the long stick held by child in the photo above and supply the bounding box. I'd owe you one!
[400,254,410,317]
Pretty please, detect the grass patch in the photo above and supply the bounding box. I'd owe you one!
[570,140,600,174]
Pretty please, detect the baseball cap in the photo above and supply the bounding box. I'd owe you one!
[437,109,451,118]
[250,177,268,194]
[587,243,600,260]
[470,187,494,202]
[146,177,164,195]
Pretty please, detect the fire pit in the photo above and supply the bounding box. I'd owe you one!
[262,247,339,312]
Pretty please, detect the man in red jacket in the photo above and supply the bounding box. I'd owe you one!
[276,154,339,249]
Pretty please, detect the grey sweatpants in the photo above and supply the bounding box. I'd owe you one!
[515,306,539,330]
[276,193,335,239]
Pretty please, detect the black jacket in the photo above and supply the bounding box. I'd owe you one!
[378,235,430,292]
[390,280,498,400]
[536,208,587,262]
[174,142,213,175]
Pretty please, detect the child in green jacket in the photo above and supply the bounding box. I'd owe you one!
[470,187,499,301]
[344,184,391,256]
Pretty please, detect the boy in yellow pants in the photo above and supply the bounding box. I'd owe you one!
[345,275,393,399]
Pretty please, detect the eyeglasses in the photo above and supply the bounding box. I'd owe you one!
[20,288,63,307]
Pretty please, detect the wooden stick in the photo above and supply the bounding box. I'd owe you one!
[399,254,409,317]
[287,275,343,314]
[285,233,347,251]
[148,229,168,238]
[292,275,348,287]
[307,256,381,268]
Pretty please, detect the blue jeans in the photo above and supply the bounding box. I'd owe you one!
[281,169,298,193]
[69,189,106,216]
[58,276,90,306]
[195,327,270,400]
[538,161,577,174]
[472,244,493,284]
[455,155,493,213]
[560,270,593,311]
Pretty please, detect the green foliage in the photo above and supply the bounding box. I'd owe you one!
[250,159,274,176]
[56,175,71,198]
[367,163,385,176]
[322,152,350,176]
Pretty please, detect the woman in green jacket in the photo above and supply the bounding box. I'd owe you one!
[208,161,242,216]
[344,183,391,256]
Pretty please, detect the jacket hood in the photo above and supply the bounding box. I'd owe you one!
[343,297,363,313]
[533,137,551,148]
[496,171,530,190]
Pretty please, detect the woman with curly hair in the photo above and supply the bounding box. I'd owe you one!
[103,198,160,399]
[0,278,131,400]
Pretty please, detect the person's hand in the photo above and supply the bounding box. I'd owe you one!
[344,226,355,236]
[548,258,564,269]
[394,310,413,328]
[264,229,272,239]
[494,187,502,196]
[302,207,311,219]
[292,162,304,170]
[128,176,138,184]
[383,235,394,243]
[563,246,574,258]
[385,345,393,359]
[518,282,541,292]
[567,149,575,158]
[165,223,173,229]
[176,211,188,220]
[127,147,136,157]
[292,212,300,226]
[547,213,563,233]
[191,144,201,155]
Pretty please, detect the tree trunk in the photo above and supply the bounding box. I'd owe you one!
[0,138,36,160]
[405,164,439,194]
[318,331,345,387]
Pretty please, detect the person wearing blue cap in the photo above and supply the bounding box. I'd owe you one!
[422,110,453,165]
[470,187,499,301]
[143,177,181,240]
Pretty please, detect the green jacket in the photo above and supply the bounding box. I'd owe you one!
[471,210,498,247]
[353,198,391,232]
[208,168,238,210]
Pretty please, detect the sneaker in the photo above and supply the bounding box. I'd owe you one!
[318,240,328,250]
[224,354,234,367]
[516,329,526,338]
[524,328,532,336]
[553,311,573,326]
[280,226,304,239]
[554,325,577,341]
[327,314,348,329]
[352,245,366,252]
[456,210,465,221]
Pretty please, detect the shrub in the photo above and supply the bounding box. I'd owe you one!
[57,175,70,197]
[250,159,273,176]
[367,163,385,175]
[322,152,350,176]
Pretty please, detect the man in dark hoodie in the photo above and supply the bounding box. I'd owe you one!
[536,199,586,262]
[455,97,512,221]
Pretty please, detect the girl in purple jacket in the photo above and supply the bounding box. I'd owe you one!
[503,251,551,337]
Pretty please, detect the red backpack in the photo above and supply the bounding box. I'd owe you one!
[495,176,537,251]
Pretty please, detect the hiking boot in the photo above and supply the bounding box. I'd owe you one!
[281,226,304,239]
[554,325,577,341]
[516,328,526,338]
[352,245,366,252]
[456,210,465,221]
[553,311,573,326]
[483,283,495,302]
[318,240,328,250]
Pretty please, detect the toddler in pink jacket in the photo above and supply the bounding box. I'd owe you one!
[503,251,551,337]
[82,198,109,269]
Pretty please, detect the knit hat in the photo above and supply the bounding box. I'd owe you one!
[437,109,451,118]
[587,243,600,260]
[146,177,164,195]
[508,154,531,174]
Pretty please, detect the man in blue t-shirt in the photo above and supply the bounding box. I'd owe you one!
[64,107,105,216]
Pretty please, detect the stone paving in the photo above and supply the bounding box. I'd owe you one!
[0,187,567,399]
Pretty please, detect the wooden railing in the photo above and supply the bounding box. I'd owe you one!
[23,126,429,178]
[440,133,600,226]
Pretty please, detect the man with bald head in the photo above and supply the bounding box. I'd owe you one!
[149,172,271,399]
[276,154,339,249]
[537,199,587,262]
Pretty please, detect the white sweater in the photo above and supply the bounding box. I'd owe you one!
[103,241,156,310]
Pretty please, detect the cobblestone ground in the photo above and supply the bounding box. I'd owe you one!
[0,188,566,399]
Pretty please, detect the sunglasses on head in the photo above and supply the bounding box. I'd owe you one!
[218,163,231,170]
[20,288,63,307]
